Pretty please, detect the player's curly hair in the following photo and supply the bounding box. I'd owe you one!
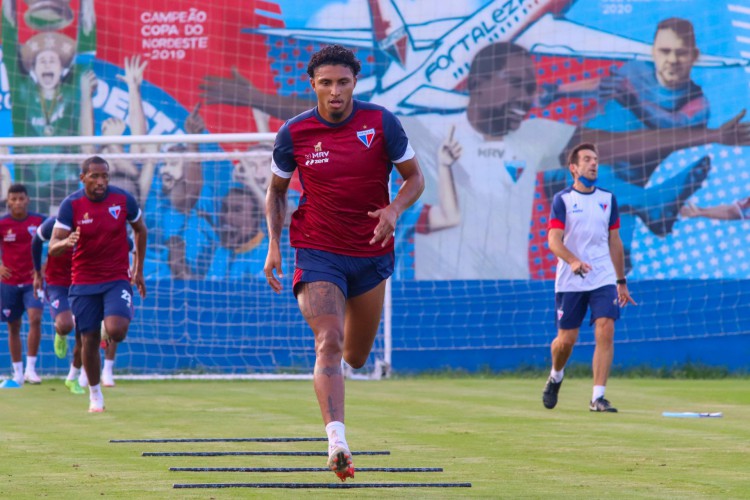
[307,44,361,78]
[81,155,110,174]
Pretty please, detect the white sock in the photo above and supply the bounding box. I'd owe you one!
[67,365,81,381]
[103,359,115,375]
[89,383,103,402]
[12,361,23,379]
[592,385,606,402]
[325,421,347,449]
[26,356,37,373]
[550,368,564,383]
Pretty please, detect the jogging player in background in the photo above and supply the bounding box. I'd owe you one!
[264,45,424,481]
[49,156,147,412]
[0,184,45,388]
[33,216,135,393]
[543,143,636,413]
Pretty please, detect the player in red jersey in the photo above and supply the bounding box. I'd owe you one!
[0,184,45,388]
[49,156,147,412]
[264,45,424,481]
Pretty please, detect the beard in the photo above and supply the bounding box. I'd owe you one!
[474,102,527,137]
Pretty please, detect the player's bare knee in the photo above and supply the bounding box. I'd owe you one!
[55,318,74,336]
[314,329,344,360]
[343,351,367,369]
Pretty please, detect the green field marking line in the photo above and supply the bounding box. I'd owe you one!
[173,482,472,489]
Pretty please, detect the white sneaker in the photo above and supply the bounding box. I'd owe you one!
[78,370,89,388]
[327,442,354,482]
[24,371,42,384]
[102,372,115,387]
[88,399,105,413]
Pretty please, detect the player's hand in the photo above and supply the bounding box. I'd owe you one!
[617,283,637,307]
[0,264,11,280]
[132,271,146,299]
[33,272,43,299]
[571,260,592,278]
[66,227,81,248]
[368,206,398,247]
[263,244,284,294]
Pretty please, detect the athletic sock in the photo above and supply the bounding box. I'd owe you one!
[67,365,81,381]
[25,356,37,373]
[103,359,115,376]
[325,421,347,450]
[12,361,23,380]
[592,385,606,402]
[89,383,103,402]
[550,368,564,383]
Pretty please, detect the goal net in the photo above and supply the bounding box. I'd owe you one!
[1,0,749,378]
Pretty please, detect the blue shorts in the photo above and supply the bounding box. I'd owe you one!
[293,248,394,299]
[44,285,71,320]
[555,285,620,329]
[69,280,134,334]
[0,283,43,323]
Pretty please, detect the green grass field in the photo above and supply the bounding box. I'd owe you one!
[1,377,749,499]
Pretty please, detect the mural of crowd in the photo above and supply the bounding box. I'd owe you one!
[2,0,749,281]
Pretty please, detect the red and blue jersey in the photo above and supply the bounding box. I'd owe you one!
[0,212,45,286]
[55,186,141,285]
[34,216,72,287]
[272,100,415,257]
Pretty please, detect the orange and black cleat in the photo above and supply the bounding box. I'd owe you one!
[328,445,355,482]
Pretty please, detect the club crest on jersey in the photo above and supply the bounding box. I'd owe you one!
[109,205,121,219]
[51,300,60,309]
[599,203,608,211]
[2,308,10,317]
[357,128,375,148]
[27,225,38,236]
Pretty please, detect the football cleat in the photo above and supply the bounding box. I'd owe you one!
[65,378,86,395]
[24,372,42,385]
[542,377,563,409]
[88,400,106,413]
[102,373,116,388]
[327,444,355,482]
[590,396,618,413]
[54,333,68,359]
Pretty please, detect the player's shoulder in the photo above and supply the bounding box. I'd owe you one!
[355,100,388,113]
[553,185,576,200]
[107,185,135,198]
[28,212,46,223]
[594,186,615,197]
[284,108,318,129]
[62,188,87,205]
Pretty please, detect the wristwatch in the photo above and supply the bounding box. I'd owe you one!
[616,278,627,285]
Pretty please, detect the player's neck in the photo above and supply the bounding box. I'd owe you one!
[573,180,595,193]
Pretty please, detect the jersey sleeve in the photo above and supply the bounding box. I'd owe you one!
[271,123,296,179]
[382,109,415,163]
[548,193,566,230]
[125,190,142,223]
[609,194,620,230]
[37,217,55,241]
[55,198,75,231]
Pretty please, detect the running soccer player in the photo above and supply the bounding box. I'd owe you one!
[32,215,84,394]
[543,143,636,413]
[0,184,45,388]
[264,45,424,481]
[49,156,147,412]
